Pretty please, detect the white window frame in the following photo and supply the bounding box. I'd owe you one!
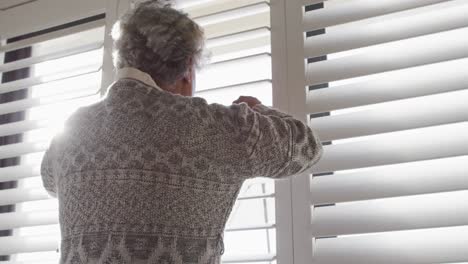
[270,0,314,263]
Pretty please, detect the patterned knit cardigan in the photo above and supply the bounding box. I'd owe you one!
[41,78,323,264]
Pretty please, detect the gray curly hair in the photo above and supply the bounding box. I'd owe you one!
[112,0,205,86]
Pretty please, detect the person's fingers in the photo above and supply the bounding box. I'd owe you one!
[233,96,261,107]
[233,96,243,104]
[233,96,248,104]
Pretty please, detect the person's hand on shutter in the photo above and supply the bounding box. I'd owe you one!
[233,96,262,108]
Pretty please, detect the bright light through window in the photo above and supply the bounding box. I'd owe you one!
[11,25,104,262]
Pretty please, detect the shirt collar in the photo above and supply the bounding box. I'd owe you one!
[116,67,164,92]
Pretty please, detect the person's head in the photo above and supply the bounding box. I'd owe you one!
[112,0,204,96]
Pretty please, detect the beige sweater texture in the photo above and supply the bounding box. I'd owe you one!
[41,78,323,264]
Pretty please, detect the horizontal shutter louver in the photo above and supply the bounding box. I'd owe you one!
[312,122,468,173]
[310,155,468,204]
[313,226,468,263]
[313,90,468,141]
[0,67,102,95]
[307,57,468,113]
[306,27,468,85]
[303,0,452,31]
[0,165,40,182]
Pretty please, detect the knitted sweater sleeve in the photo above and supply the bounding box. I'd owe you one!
[205,101,323,179]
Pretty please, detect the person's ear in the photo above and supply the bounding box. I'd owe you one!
[181,65,195,97]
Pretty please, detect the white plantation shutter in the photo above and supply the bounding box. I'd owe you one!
[277,0,468,263]
[1,0,279,263]
[0,9,106,263]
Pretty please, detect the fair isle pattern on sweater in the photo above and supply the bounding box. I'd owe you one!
[41,78,323,264]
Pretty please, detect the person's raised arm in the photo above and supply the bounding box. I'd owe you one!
[201,96,323,179]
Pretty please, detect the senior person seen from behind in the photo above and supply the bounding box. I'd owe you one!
[40,1,323,263]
